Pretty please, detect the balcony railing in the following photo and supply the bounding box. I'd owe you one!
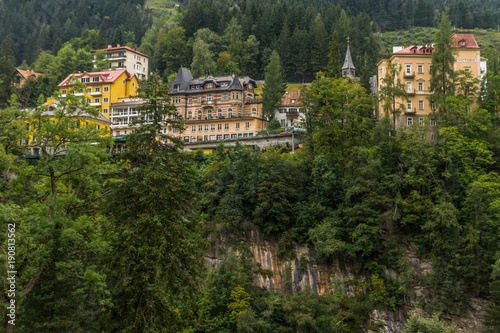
[407,89,416,96]
[245,98,263,104]
[406,107,416,113]
[201,100,216,105]
[404,71,415,78]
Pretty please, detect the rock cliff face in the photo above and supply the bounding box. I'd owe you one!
[204,227,491,332]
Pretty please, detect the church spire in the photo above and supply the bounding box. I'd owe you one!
[342,37,355,78]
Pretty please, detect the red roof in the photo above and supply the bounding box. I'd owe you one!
[91,45,150,58]
[16,68,42,79]
[281,91,303,106]
[394,45,434,55]
[57,70,135,87]
[452,33,480,49]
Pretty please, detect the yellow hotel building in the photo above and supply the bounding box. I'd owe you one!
[47,69,139,120]
[377,31,485,128]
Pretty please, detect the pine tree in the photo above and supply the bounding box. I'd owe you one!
[430,12,455,115]
[326,30,341,79]
[0,37,16,107]
[262,50,286,118]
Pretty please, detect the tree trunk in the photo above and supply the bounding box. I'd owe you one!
[4,311,13,333]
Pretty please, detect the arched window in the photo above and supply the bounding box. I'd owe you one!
[198,110,202,119]
[228,108,232,118]
[208,109,212,119]
[252,108,256,114]
[188,111,192,119]
[218,109,222,118]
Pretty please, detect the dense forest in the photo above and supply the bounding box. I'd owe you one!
[3,0,500,84]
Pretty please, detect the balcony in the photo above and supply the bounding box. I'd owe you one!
[404,71,415,78]
[286,111,299,118]
[201,100,216,105]
[407,89,416,96]
[245,98,263,104]
[90,91,102,96]
[406,107,416,114]
[107,54,127,61]
[74,92,84,96]
[90,102,102,107]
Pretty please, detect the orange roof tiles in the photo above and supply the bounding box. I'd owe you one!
[281,91,303,106]
[16,68,42,79]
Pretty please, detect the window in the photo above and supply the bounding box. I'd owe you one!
[417,64,423,74]
[87,88,92,93]
[211,124,215,130]
[406,82,412,93]
[235,122,240,129]
[222,93,228,101]
[92,77,99,82]
[419,100,424,110]
[407,100,412,111]
[231,134,237,139]
[217,123,222,130]
[81,77,90,83]
[406,65,411,74]
[228,108,232,118]
[407,118,413,126]
[123,80,126,85]
[94,98,100,103]
[217,135,222,140]
[245,121,249,129]
[281,119,285,127]
[218,109,222,118]
[291,99,296,103]
[431,134,436,140]
[204,124,209,131]
[460,40,466,47]
[132,82,135,87]
[198,125,203,131]
[236,93,239,99]
[198,96,202,103]
[103,108,108,114]
[224,123,229,130]
[188,97,192,103]
[431,119,436,126]
[103,86,109,92]
[207,94,213,102]
[192,125,196,132]
[252,108,256,114]
[419,117,424,125]
[208,110,212,119]
[431,103,436,111]
[103,97,109,103]
[61,89,67,94]
[95,87,101,92]
[86,98,92,103]
[418,82,424,91]
[96,124,100,129]
[465,68,470,73]
[248,83,253,89]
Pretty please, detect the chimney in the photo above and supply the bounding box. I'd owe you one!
[108,45,112,48]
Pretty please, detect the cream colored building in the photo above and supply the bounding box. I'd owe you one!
[91,45,150,80]
[377,32,483,128]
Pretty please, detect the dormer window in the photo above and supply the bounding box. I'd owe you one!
[81,77,90,83]
[174,85,180,92]
[248,83,253,89]
[206,83,213,89]
[221,82,228,87]
[92,77,100,82]
[460,40,466,47]
[291,99,296,103]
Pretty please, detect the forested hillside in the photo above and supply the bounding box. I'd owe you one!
[4,0,500,83]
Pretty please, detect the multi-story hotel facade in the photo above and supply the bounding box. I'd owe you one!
[91,45,150,80]
[377,31,484,128]
[47,69,139,120]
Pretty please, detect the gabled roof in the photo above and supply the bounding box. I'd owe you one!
[91,45,150,58]
[16,68,42,79]
[57,70,134,87]
[342,45,355,70]
[281,91,303,106]
[452,32,480,49]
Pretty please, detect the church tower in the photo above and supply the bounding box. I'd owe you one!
[342,38,356,78]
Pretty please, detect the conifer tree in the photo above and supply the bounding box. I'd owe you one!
[327,30,341,79]
[0,37,15,107]
[430,12,455,115]
[262,51,286,118]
